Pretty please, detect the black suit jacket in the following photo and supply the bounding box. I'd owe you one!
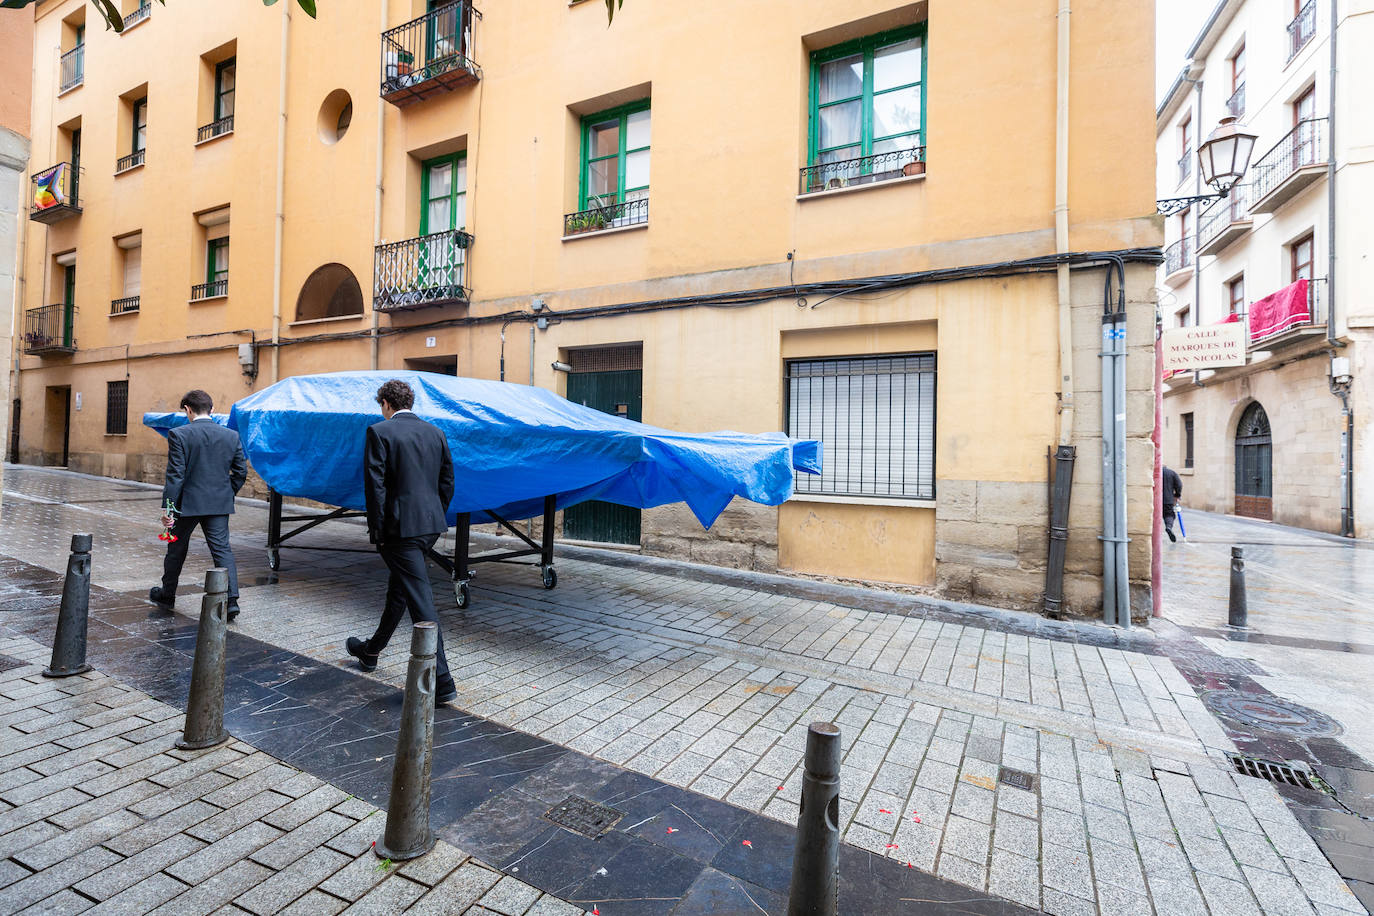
[364,412,455,543]
[162,418,248,516]
[1162,467,1183,507]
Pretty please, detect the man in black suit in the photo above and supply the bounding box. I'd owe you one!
[347,379,458,705]
[1162,465,1183,542]
[150,389,248,620]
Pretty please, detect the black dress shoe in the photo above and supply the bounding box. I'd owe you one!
[346,636,379,672]
[148,587,174,609]
[436,678,458,706]
[226,604,240,622]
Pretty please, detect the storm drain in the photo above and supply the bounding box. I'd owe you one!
[1227,753,1332,795]
[544,795,623,839]
[0,654,29,673]
[998,767,1040,793]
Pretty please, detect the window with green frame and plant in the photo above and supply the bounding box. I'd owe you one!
[805,25,926,193]
[204,237,228,297]
[417,151,468,291]
[568,100,649,234]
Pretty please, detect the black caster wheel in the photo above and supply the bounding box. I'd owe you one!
[541,567,557,590]
[456,580,470,609]
[267,549,280,571]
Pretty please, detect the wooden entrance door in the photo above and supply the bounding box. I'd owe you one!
[1235,402,1273,520]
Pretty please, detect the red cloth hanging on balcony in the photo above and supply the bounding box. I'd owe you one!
[1248,278,1309,342]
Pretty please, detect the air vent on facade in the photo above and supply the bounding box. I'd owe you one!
[567,345,643,373]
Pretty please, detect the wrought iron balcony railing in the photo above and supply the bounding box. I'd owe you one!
[59,45,83,93]
[111,296,140,315]
[374,229,473,311]
[380,0,481,107]
[24,304,78,354]
[1178,150,1192,183]
[191,278,228,301]
[29,163,81,224]
[1197,184,1251,252]
[799,148,925,195]
[1288,0,1316,60]
[197,116,234,144]
[1164,236,1194,276]
[1226,83,1245,118]
[122,2,151,29]
[1250,278,1324,346]
[1250,118,1326,204]
[116,149,145,174]
[563,197,649,236]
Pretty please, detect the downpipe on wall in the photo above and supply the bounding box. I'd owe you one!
[1101,262,1130,627]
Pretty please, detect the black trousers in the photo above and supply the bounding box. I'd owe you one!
[161,514,239,605]
[369,534,453,688]
[1163,504,1177,533]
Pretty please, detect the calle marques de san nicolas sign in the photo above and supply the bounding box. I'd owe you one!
[1161,321,1248,373]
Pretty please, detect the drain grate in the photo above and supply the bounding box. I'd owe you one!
[998,767,1040,793]
[544,795,623,839]
[0,654,31,673]
[1228,753,1331,795]
[0,597,56,612]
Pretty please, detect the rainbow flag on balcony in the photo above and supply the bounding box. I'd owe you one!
[33,164,68,210]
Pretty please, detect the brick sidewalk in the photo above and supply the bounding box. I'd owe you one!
[0,632,583,916]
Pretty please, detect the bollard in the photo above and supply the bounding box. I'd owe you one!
[44,534,94,678]
[177,569,231,750]
[786,722,842,916]
[377,621,438,861]
[1228,546,1248,629]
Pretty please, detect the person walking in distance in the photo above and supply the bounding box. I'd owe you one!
[1162,465,1183,543]
[347,379,459,705]
[150,389,248,620]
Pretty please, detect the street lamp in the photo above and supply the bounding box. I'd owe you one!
[1157,117,1259,216]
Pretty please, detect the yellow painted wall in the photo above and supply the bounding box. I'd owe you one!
[780,501,936,585]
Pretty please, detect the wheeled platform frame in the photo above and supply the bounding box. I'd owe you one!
[265,490,557,608]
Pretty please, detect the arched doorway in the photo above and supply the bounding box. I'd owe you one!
[1235,402,1273,520]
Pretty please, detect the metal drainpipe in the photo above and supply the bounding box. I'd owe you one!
[270,2,290,385]
[1101,267,1129,627]
[1325,0,1350,536]
[371,0,386,371]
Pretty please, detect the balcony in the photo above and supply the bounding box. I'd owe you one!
[1178,150,1192,184]
[29,163,81,224]
[196,116,234,144]
[1163,237,1194,287]
[1249,118,1326,213]
[380,1,481,107]
[115,149,145,174]
[191,278,228,301]
[122,1,151,30]
[798,148,925,196]
[1288,0,1316,61]
[59,45,83,93]
[563,198,649,237]
[374,229,472,311]
[1249,278,1325,350]
[24,305,77,355]
[111,296,140,315]
[1197,185,1252,256]
[1226,82,1245,118]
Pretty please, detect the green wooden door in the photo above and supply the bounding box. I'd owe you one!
[564,369,642,544]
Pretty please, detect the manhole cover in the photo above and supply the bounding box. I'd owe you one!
[544,795,623,839]
[0,654,29,673]
[0,597,55,612]
[998,767,1039,792]
[1203,692,1344,738]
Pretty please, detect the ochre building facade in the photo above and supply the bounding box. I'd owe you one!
[11,0,1161,618]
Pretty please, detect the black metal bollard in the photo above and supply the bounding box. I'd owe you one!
[376,621,438,861]
[177,569,231,750]
[43,534,94,678]
[1228,546,1249,629]
[786,722,842,916]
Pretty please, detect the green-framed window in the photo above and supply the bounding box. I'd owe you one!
[214,58,236,121]
[579,100,650,209]
[420,152,467,234]
[132,97,147,154]
[809,25,925,168]
[206,237,229,285]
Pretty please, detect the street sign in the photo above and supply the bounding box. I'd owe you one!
[1162,321,1247,372]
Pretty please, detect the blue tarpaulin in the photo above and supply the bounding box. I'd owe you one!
[144,371,820,528]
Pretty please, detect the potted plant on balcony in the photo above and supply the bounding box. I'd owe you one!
[902,153,926,177]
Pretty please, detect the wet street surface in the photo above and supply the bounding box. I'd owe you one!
[3,465,1372,914]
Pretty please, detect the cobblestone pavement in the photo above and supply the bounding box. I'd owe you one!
[1162,509,1374,763]
[0,632,583,916]
[3,466,1371,915]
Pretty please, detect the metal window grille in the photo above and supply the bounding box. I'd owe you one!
[568,345,642,373]
[106,380,128,435]
[786,354,936,500]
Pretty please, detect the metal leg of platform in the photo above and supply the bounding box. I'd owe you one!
[267,490,283,571]
[540,495,557,589]
[453,512,472,608]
